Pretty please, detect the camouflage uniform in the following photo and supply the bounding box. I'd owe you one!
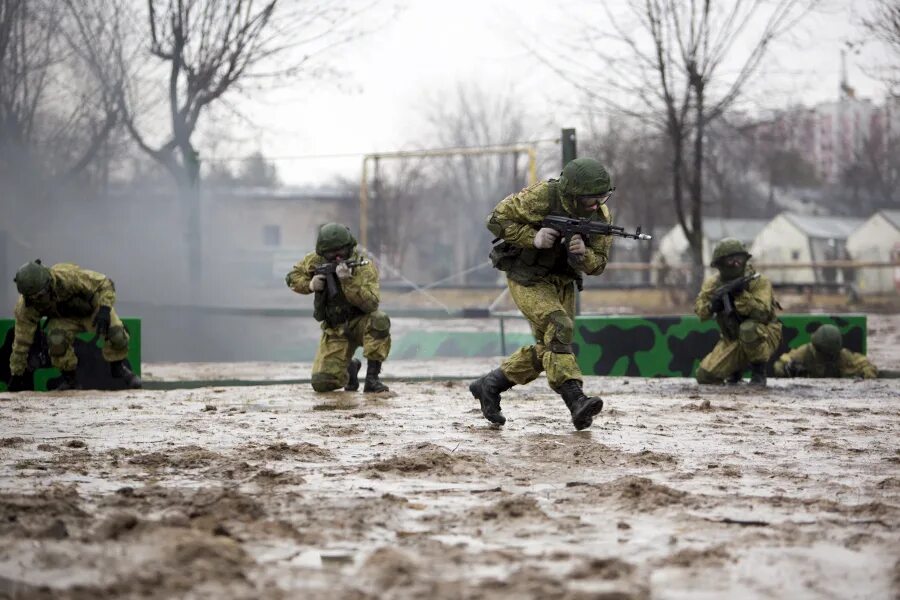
[773,324,877,379]
[8,262,137,390]
[694,240,782,385]
[286,227,390,393]
[470,158,614,430]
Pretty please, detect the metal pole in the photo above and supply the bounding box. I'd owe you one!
[499,316,507,356]
[360,157,369,248]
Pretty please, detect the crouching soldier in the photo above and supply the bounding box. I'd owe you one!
[7,260,141,391]
[286,223,390,393]
[469,157,615,430]
[694,239,782,387]
[774,324,877,379]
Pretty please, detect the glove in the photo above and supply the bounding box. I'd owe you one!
[784,361,807,377]
[709,295,725,314]
[568,235,586,256]
[335,262,352,280]
[93,306,112,338]
[6,374,29,392]
[533,227,560,249]
[309,274,326,292]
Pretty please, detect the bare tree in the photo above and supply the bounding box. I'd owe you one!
[863,0,900,96]
[119,0,379,281]
[536,0,816,286]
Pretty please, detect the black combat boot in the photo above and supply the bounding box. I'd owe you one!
[345,358,361,391]
[749,363,767,387]
[54,370,79,391]
[469,369,513,425]
[726,370,743,385]
[110,360,142,389]
[559,379,604,431]
[363,360,389,393]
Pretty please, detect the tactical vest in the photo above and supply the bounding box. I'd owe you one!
[313,277,364,328]
[489,181,582,287]
[26,285,95,319]
[802,348,842,378]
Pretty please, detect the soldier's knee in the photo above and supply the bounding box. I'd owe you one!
[695,367,720,384]
[367,311,391,339]
[47,329,70,358]
[107,325,129,351]
[547,310,574,354]
[738,320,763,348]
[311,372,342,393]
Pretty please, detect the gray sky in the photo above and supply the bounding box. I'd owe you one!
[210,0,892,186]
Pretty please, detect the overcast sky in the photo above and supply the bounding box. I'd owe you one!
[207,0,892,186]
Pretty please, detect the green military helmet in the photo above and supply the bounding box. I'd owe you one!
[14,259,51,297]
[811,324,842,358]
[316,222,357,256]
[711,238,751,267]
[558,158,611,198]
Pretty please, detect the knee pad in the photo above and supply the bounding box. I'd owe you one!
[311,372,342,393]
[47,329,70,358]
[695,367,720,384]
[107,325,129,351]
[739,320,763,346]
[367,311,391,339]
[547,310,574,354]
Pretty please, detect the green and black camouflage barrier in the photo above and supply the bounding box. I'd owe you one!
[0,318,141,391]
[573,314,866,377]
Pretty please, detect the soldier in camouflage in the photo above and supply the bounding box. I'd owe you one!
[773,324,877,379]
[469,158,614,430]
[286,223,390,393]
[6,260,141,391]
[694,239,782,386]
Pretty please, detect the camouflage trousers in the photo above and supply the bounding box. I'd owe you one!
[500,276,582,390]
[46,307,130,372]
[311,311,391,392]
[696,319,782,384]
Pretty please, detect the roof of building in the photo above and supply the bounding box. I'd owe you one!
[702,218,769,243]
[878,210,900,230]
[783,213,865,239]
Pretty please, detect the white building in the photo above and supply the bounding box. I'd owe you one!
[750,213,864,285]
[653,218,769,268]
[846,210,900,294]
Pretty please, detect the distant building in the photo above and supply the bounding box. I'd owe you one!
[750,213,864,285]
[846,210,900,294]
[653,218,769,268]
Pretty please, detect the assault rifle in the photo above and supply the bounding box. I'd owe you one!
[711,272,760,317]
[313,259,368,298]
[540,215,652,265]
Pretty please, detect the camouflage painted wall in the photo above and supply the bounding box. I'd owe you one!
[0,318,142,391]
[574,314,866,377]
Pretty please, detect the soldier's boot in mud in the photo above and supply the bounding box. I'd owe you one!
[345,358,362,391]
[53,370,80,391]
[559,379,604,431]
[363,360,389,393]
[726,370,743,385]
[748,363,767,387]
[111,360,142,389]
[469,368,512,425]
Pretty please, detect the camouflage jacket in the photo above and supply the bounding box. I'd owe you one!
[773,344,877,379]
[486,180,613,285]
[694,268,778,340]
[286,250,380,326]
[10,263,116,375]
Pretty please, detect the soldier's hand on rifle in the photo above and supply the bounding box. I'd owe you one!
[709,295,725,314]
[568,234,586,256]
[534,227,560,249]
[93,306,111,338]
[309,274,327,292]
[335,262,352,280]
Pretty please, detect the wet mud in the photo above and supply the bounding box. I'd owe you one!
[1,370,899,598]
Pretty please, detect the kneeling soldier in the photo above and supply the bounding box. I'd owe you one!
[694,239,782,387]
[7,260,141,391]
[286,223,390,393]
[774,324,877,379]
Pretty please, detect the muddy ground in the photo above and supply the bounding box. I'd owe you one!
[1,315,899,599]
